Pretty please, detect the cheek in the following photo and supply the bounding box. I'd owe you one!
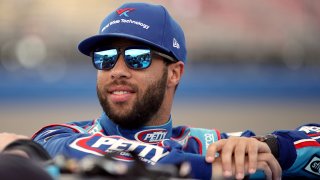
[97,71,108,84]
[141,70,167,91]
[96,73,107,93]
[143,62,167,83]
[139,72,160,86]
[97,71,105,80]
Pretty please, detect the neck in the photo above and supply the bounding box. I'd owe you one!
[100,112,173,144]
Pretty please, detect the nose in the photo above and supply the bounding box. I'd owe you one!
[109,54,131,80]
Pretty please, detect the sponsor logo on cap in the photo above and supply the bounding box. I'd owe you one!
[101,7,149,32]
[117,8,135,17]
[304,155,320,176]
[134,129,167,144]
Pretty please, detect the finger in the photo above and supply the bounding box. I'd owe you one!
[211,157,225,179]
[221,138,238,177]
[247,138,259,174]
[16,135,29,139]
[234,140,247,179]
[258,153,282,180]
[257,161,272,180]
[206,140,226,162]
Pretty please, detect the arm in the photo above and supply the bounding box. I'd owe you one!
[0,132,29,152]
[273,123,320,178]
[206,123,320,179]
[0,132,51,163]
[0,132,31,158]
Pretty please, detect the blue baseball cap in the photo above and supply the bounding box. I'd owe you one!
[78,2,186,63]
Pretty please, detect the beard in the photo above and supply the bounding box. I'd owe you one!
[97,68,168,129]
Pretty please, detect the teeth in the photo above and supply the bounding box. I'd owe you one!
[112,91,129,95]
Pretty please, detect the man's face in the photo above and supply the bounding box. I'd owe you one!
[96,40,169,129]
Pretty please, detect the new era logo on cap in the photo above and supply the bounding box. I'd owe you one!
[117,8,135,17]
[173,38,180,49]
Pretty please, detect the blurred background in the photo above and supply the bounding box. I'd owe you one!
[1,0,320,136]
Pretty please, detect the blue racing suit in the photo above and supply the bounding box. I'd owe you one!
[33,113,320,179]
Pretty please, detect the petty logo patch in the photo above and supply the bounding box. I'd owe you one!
[134,129,167,144]
[69,132,169,165]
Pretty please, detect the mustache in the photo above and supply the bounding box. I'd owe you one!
[103,80,139,92]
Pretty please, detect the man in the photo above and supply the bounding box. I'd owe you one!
[31,2,319,179]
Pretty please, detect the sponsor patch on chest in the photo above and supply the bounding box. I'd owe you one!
[69,133,169,165]
[134,129,167,144]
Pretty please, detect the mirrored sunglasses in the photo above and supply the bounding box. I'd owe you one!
[92,46,177,70]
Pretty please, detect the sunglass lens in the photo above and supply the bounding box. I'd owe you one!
[125,49,151,69]
[93,49,118,70]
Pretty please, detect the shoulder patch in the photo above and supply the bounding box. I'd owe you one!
[304,155,320,177]
[189,128,221,156]
[298,125,320,134]
[298,125,320,140]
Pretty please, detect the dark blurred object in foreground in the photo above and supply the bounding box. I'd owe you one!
[54,152,192,180]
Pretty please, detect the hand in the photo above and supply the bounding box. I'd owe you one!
[206,137,282,180]
[210,153,281,180]
[0,132,29,152]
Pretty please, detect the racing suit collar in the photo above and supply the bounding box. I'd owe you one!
[99,112,172,144]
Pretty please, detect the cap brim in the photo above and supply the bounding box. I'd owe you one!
[78,33,171,57]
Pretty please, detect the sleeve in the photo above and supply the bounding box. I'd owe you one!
[219,124,320,179]
[273,123,320,178]
[3,139,51,162]
[32,124,213,180]
[32,123,94,159]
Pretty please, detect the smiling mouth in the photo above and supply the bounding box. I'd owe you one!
[108,88,135,103]
[112,91,130,95]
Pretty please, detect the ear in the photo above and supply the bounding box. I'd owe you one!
[167,61,184,88]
